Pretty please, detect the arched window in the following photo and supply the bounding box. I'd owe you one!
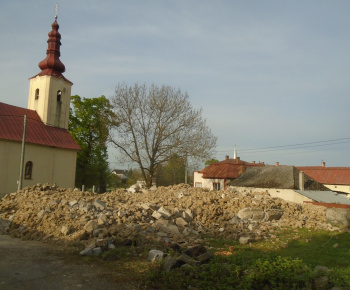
[35,89,39,100]
[57,90,62,102]
[25,161,33,179]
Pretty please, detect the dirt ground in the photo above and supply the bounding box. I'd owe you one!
[0,235,136,290]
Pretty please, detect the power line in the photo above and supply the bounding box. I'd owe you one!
[216,137,350,154]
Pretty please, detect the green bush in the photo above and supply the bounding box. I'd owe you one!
[328,267,350,288]
[243,256,312,289]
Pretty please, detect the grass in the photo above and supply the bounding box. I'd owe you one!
[78,228,350,289]
[144,228,350,289]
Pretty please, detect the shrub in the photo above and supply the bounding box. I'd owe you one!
[243,256,312,289]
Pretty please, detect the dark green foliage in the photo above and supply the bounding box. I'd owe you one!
[244,256,312,289]
[156,154,186,186]
[205,158,219,166]
[69,95,116,192]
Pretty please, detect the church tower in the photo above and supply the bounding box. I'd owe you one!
[28,13,72,129]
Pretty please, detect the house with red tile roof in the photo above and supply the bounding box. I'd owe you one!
[194,154,350,195]
[297,163,350,194]
[0,15,80,196]
[193,155,265,190]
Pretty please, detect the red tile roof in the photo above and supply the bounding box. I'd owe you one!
[200,158,265,179]
[297,166,350,185]
[0,102,80,150]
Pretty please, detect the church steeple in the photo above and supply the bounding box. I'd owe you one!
[37,18,66,78]
[28,13,73,130]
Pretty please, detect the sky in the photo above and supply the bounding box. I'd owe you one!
[1,0,350,169]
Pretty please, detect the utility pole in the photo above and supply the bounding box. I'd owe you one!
[18,115,27,191]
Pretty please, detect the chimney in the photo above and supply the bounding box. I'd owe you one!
[252,161,256,164]
[299,171,304,190]
[236,157,240,163]
[321,161,326,167]
[225,155,229,160]
[275,162,279,166]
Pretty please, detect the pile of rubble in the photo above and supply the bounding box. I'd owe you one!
[0,183,336,254]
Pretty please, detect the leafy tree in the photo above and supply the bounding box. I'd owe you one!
[156,154,186,186]
[110,83,217,187]
[69,95,115,192]
[205,158,219,166]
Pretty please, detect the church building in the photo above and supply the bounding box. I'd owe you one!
[0,15,80,196]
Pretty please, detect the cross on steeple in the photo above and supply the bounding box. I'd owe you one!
[54,3,59,20]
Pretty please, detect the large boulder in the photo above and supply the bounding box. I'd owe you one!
[237,208,265,221]
[326,208,350,228]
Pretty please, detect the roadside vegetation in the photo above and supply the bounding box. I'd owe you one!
[83,227,350,289]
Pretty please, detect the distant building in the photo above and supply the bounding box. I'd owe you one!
[194,154,350,192]
[0,15,80,196]
[193,155,265,190]
[111,169,129,181]
[297,162,350,194]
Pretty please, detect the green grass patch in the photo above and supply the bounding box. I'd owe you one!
[144,228,350,289]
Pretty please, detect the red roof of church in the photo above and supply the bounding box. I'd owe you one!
[199,158,265,179]
[0,102,80,150]
[297,166,350,185]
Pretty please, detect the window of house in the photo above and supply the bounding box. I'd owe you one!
[25,161,33,179]
[35,89,39,100]
[213,182,220,190]
[57,90,62,102]
[195,182,202,188]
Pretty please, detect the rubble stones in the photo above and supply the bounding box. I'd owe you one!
[176,217,188,227]
[61,226,72,236]
[312,266,330,290]
[161,244,213,271]
[177,253,200,266]
[0,183,339,253]
[157,207,172,219]
[152,211,162,220]
[84,220,99,233]
[94,200,106,211]
[265,209,284,221]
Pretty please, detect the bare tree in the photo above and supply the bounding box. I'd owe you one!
[110,83,217,187]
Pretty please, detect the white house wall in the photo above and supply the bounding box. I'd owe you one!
[0,140,77,197]
[193,171,225,190]
[323,184,350,194]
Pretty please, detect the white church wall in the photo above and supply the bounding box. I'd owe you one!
[0,140,77,197]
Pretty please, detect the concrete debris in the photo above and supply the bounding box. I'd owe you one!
[162,244,213,272]
[239,236,252,245]
[148,249,165,262]
[0,183,343,264]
